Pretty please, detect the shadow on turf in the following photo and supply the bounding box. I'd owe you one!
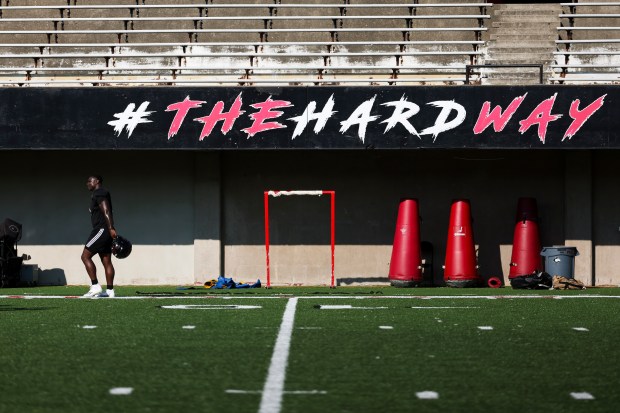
[337,277,392,287]
[0,305,55,312]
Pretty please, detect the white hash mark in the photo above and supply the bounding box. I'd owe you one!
[416,391,439,400]
[478,326,494,330]
[318,305,388,310]
[570,392,595,400]
[108,101,153,138]
[109,387,134,395]
[161,304,262,310]
[573,327,589,332]
[319,305,352,309]
[379,326,393,330]
[182,325,196,329]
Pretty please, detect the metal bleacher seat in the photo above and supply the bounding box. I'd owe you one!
[0,1,491,86]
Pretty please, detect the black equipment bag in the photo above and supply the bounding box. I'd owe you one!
[510,272,553,290]
[0,218,21,245]
[0,218,24,287]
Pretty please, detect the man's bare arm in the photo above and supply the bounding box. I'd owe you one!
[99,199,118,239]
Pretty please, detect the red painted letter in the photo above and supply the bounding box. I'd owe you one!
[473,94,527,134]
[242,96,293,138]
[194,93,245,141]
[518,93,562,144]
[165,96,205,140]
[563,94,606,141]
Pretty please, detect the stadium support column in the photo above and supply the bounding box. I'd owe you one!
[564,151,593,285]
[193,152,222,284]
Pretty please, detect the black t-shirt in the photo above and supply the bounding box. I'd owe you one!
[90,187,113,229]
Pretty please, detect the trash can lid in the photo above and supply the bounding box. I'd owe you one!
[540,246,579,256]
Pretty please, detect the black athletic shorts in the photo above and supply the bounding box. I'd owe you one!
[85,227,113,255]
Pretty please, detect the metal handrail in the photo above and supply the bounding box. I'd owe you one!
[554,51,620,55]
[559,14,620,18]
[0,65,468,72]
[0,27,489,34]
[557,27,620,30]
[551,64,620,68]
[0,15,490,22]
[0,51,482,59]
[465,64,544,85]
[556,39,620,43]
[559,2,620,6]
[0,40,486,48]
[0,78,470,86]
[549,77,619,82]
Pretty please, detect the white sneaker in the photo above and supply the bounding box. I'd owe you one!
[96,289,115,298]
[83,284,102,297]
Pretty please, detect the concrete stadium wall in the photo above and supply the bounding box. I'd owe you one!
[2,148,612,288]
[0,150,196,286]
[593,151,620,286]
[220,150,566,286]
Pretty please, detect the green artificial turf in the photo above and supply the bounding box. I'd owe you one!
[0,287,619,412]
[288,296,620,413]
[0,296,284,413]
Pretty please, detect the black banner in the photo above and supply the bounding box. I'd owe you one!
[0,86,616,149]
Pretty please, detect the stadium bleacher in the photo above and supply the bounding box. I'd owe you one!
[0,1,491,86]
[553,1,620,83]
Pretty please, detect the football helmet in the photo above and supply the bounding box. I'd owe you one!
[111,235,132,259]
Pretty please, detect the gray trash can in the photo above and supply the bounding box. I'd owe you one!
[540,246,579,278]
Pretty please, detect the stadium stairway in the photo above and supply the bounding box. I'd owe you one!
[484,2,560,85]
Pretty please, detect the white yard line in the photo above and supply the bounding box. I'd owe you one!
[258,297,298,413]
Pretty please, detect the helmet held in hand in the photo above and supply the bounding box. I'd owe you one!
[111,235,132,259]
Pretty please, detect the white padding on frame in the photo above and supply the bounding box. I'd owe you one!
[268,190,325,197]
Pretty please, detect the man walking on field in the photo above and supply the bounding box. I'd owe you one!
[82,175,118,298]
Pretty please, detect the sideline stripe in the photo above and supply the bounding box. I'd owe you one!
[1,295,620,300]
[258,297,298,413]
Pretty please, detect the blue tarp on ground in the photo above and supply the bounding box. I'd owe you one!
[211,276,261,289]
